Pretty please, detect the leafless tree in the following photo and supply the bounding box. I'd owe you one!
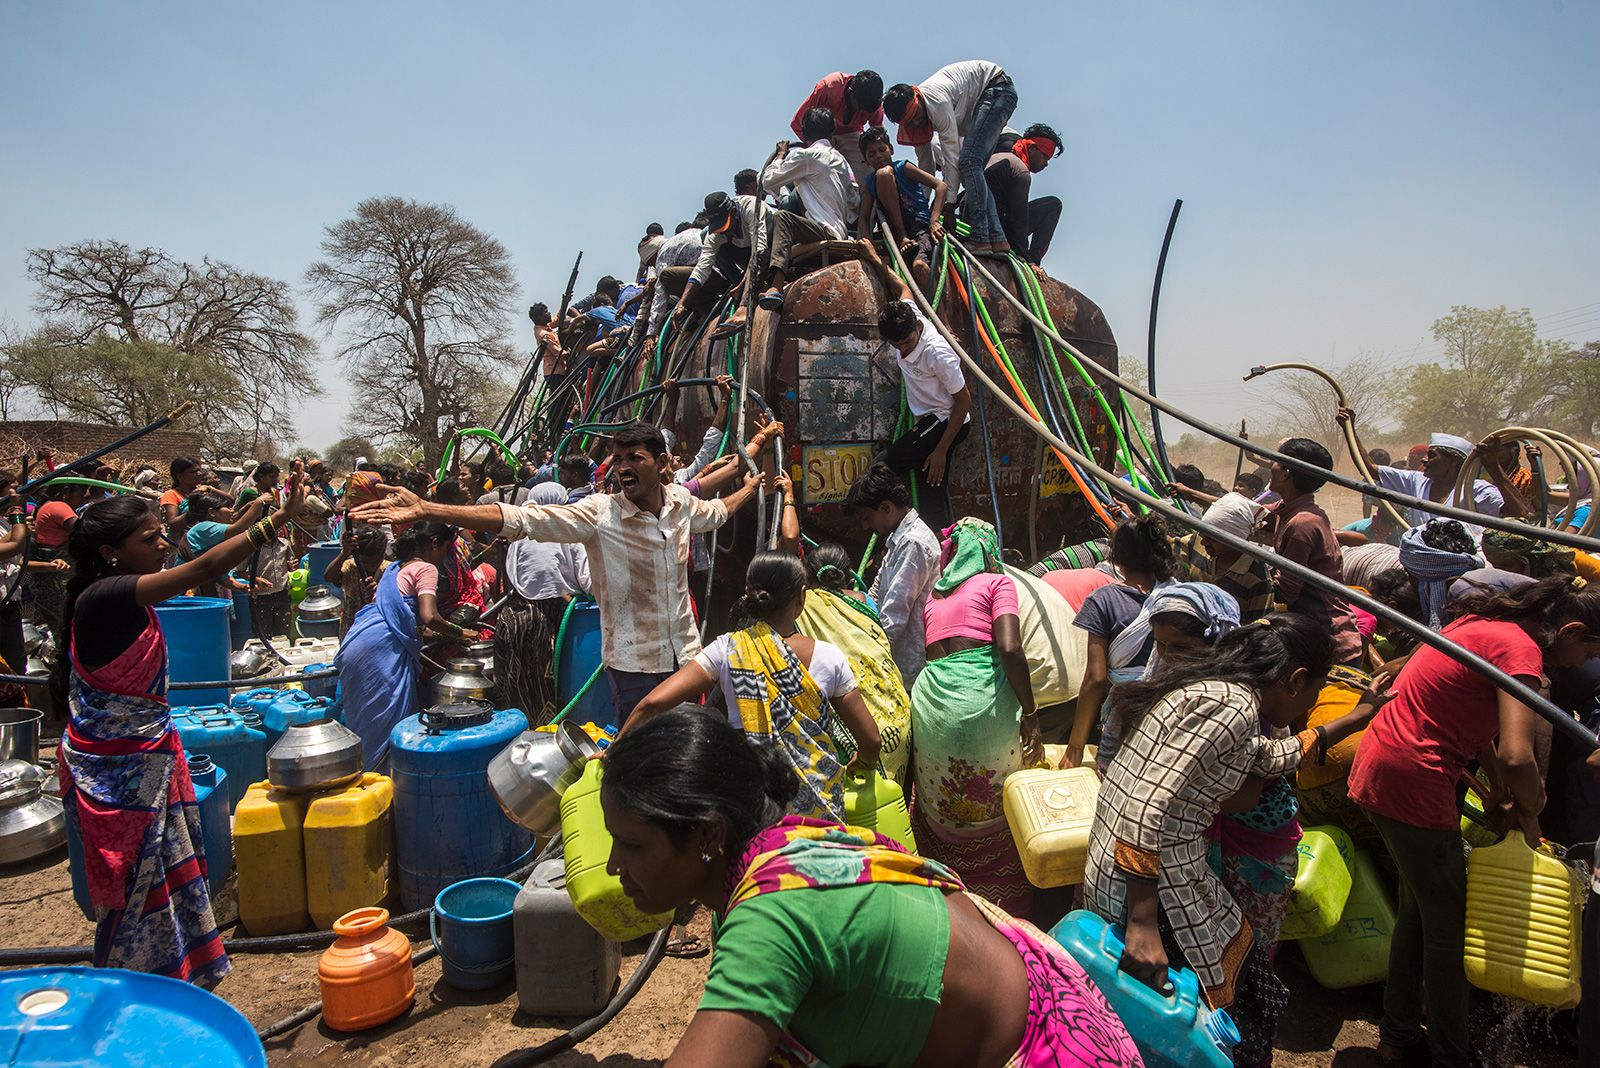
[1262,352,1395,453]
[305,197,518,467]
[11,241,317,456]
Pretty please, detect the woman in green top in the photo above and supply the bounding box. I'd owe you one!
[601,705,1142,1068]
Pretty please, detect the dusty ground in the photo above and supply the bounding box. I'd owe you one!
[1,843,1579,1067]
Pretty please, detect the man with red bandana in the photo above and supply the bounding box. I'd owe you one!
[984,123,1065,269]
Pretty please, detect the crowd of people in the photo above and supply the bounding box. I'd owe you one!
[10,56,1600,1068]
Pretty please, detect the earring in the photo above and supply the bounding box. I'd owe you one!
[109,556,119,568]
[700,851,713,863]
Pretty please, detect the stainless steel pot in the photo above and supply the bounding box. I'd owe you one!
[435,658,492,703]
[297,586,342,622]
[0,708,43,765]
[266,719,364,793]
[0,759,65,864]
[487,724,601,836]
[230,646,272,679]
[20,623,46,657]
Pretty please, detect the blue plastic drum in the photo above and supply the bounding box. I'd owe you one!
[153,597,231,707]
[0,968,265,1066]
[304,541,344,600]
[555,602,611,728]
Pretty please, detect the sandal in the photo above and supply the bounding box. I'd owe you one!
[665,934,709,959]
[708,319,745,341]
[757,288,785,311]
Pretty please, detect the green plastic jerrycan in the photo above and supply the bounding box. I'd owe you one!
[1280,825,1355,941]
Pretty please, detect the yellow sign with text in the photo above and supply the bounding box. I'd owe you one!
[1039,451,1081,499]
[802,444,875,504]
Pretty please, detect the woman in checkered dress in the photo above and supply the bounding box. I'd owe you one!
[1083,614,1388,1068]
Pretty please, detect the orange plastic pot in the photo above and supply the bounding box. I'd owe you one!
[317,907,416,1032]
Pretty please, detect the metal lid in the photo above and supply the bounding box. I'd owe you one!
[0,759,45,807]
[421,700,494,731]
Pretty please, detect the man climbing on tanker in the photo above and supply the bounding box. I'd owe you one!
[855,237,971,533]
[883,59,1018,256]
[789,68,884,179]
[856,125,946,290]
[985,122,1065,272]
[761,107,856,244]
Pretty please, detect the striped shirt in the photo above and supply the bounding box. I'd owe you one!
[497,486,730,673]
[1171,532,1275,623]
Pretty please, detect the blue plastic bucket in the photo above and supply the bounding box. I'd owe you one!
[430,877,521,990]
[154,597,232,707]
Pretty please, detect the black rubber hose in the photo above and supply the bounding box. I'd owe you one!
[0,667,340,690]
[493,926,672,1066]
[0,824,567,970]
[1145,199,1182,486]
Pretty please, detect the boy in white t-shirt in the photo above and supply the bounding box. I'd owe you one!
[857,239,971,530]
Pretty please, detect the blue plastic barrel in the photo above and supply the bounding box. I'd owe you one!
[0,967,265,1066]
[154,597,232,707]
[1049,910,1238,1068]
[555,602,610,727]
[431,878,521,990]
[186,754,233,896]
[305,541,344,599]
[389,704,533,911]
[173,710,266,810]
[229,590,254,651]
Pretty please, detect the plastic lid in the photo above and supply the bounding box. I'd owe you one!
[1204,1008,1241,1051]
[420,701,493,731]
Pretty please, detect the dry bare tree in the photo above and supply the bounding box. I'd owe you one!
[305,196,518,467]
[7,241,317,457]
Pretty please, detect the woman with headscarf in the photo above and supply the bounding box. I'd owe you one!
[795,542,913,784]
[498,481,590,722]
[1171,492,1276,624]
[1398,519,1481,627]
[1067,515,1178,770]
[909,518,1041,915]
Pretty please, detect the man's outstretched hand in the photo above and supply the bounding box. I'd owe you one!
[350,484,427,526]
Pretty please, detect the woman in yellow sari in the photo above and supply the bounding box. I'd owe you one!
[796,542,913,784]
[625,551,883,822]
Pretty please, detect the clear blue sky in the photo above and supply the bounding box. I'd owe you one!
[3,1,1596,451]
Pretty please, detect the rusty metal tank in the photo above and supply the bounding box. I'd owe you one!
[671,255,1118,577]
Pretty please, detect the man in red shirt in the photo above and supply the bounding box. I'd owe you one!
[790,70,884,179]
[1264,438,1364,667]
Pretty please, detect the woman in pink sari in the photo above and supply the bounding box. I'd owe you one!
[54,471,307,985]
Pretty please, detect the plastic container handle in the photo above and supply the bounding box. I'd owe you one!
[428,911,516,975]
[199,716,235,727]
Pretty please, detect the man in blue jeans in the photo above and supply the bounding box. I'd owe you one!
[883,60,1017,255]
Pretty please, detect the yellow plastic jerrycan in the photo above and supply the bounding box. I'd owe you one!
[1464,830,1583,1008]
[1299,848,1396,988]
[234,780,310,935]
[1280,825,1355,940]
[1002,767,1100,888]
[560,759,673,942]
[304,772,395,930]
[842,771,917,854]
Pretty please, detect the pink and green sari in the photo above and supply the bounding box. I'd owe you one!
[725,817,1143,1068]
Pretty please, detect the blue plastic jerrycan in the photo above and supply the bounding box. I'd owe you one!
[172,709,266,810]
[1049,910,1239,1068]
